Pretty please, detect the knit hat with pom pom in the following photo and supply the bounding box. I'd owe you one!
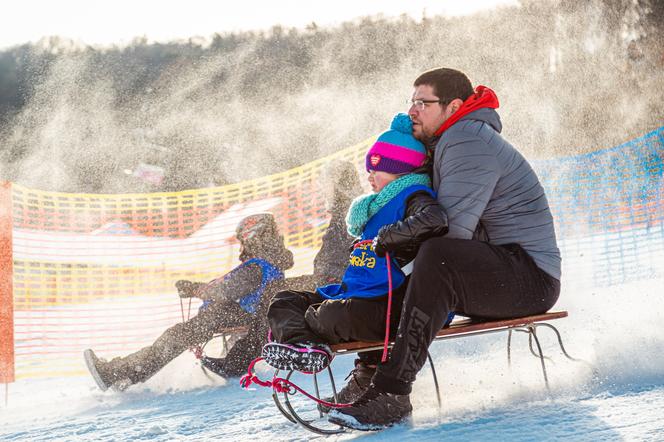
[365,113,427,174]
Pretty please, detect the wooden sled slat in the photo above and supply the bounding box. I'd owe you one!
[331,311,568,354]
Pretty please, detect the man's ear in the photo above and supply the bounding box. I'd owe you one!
[448,98,465,114]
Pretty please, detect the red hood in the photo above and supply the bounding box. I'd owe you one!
[434,85,500,137]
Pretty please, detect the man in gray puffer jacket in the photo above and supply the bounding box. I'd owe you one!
[329,68,561,430]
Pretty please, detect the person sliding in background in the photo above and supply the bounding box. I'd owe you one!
[84,160,362,391]
[84,213,293,391]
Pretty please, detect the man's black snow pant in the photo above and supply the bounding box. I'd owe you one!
[372,238,560,395]
[268,283,408,366]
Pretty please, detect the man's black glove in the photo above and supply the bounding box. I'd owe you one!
[175,280,205,298]
[372,234,388,257]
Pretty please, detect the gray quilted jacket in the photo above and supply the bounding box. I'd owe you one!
[431,108,561,280]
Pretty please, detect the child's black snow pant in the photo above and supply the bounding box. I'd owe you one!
[267,282,408,365]
[210,274,325,377]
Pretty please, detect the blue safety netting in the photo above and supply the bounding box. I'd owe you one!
[532,126,664,289]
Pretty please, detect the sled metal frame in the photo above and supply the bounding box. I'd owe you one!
[271,310,581,435]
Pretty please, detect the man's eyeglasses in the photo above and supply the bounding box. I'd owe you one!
[407,99,445,111]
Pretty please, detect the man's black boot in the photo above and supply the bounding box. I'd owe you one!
[318,359,375,413]
[327,383,412,431]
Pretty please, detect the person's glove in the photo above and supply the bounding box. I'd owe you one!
[175,280,205,298]
[372,235,388,257]
[372,224,398,257]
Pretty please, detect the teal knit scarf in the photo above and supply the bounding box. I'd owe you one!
[345,173,431,237]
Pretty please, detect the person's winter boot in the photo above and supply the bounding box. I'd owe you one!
[318,359,375,413]
[261,342,332,373]
[327,384,412,431]
[200,356,229,379]
[83,349,133,392]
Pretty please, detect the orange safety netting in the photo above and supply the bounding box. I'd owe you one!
[4,139,369,381]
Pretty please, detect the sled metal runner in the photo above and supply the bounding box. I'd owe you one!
[271,310,579,435]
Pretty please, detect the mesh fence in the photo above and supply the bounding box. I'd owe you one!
[4,127,664,380]
[534,127,664,288]
[7,138,369,380]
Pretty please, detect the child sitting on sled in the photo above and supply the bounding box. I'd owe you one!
[262,113,451,405]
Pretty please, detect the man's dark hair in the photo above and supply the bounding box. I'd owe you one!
[414,68,474,103]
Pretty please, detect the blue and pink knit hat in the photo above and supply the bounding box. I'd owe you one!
[365,113,427,174]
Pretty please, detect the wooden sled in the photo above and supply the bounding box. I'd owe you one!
[270,310,582,435]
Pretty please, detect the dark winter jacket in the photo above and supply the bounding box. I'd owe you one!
[431,107,561,280]
[375,190,449,266]
[193,248,293,303]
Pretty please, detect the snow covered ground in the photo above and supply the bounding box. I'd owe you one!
[2,275,663,441]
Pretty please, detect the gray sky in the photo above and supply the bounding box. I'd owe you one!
[2,0,516,49]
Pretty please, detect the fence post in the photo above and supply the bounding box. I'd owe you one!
[0,181,14,386]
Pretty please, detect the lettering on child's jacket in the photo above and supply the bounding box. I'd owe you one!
[348,249,376,269]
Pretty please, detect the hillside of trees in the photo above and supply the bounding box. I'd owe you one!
[0,0,662,193]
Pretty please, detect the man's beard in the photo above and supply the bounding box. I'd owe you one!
[412,130,437,151]
[423,134,440,150]
[413,127,434,147]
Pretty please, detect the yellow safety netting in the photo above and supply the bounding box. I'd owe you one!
[9,138,369,380]
[12,139,369,310]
